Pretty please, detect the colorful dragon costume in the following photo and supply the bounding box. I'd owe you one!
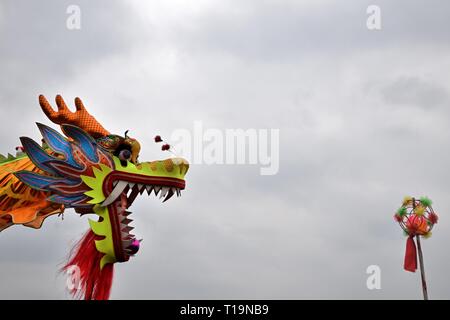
[0,95,189,299]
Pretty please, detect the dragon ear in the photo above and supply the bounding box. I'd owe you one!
[19,136,60,176]
[61,124,99,163]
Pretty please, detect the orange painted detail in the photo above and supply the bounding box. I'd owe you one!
[0,157,64,231]
[39,95,110,139]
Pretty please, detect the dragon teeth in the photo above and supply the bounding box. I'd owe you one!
[127,187,134,197]
[121,218,133,225]
[122,239,133,247]
[122,226,134,233]
[103,180,183,207]
[102,181,128,207]
[159,187,169,199]
[163,188,175,203]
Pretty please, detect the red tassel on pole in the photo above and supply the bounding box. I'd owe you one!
[395,196,437,299]
[404,235,417,272]
[61,230,114,300]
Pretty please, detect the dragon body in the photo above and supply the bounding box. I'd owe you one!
[0,95,189,299]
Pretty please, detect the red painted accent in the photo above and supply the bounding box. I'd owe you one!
[108,201,128,263]
[62,230,114,300]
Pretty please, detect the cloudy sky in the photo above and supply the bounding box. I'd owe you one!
[1,0,450,299]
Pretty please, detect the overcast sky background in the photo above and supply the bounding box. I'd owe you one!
[1,0,450,299]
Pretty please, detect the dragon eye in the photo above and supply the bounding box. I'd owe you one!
[119,149,132,161]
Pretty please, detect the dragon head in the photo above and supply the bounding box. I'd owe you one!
[15,95,189,271]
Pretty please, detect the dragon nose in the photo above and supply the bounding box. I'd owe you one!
[163,157,189,176]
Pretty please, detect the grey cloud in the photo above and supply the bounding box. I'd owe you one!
[0,0,147,148]
[1,0,450,300]
[169,0,450,62]
[381,76,449,109]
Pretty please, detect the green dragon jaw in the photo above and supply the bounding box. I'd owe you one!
[83,156,189,267]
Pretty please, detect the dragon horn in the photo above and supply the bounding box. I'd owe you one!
[39,94,110,139]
